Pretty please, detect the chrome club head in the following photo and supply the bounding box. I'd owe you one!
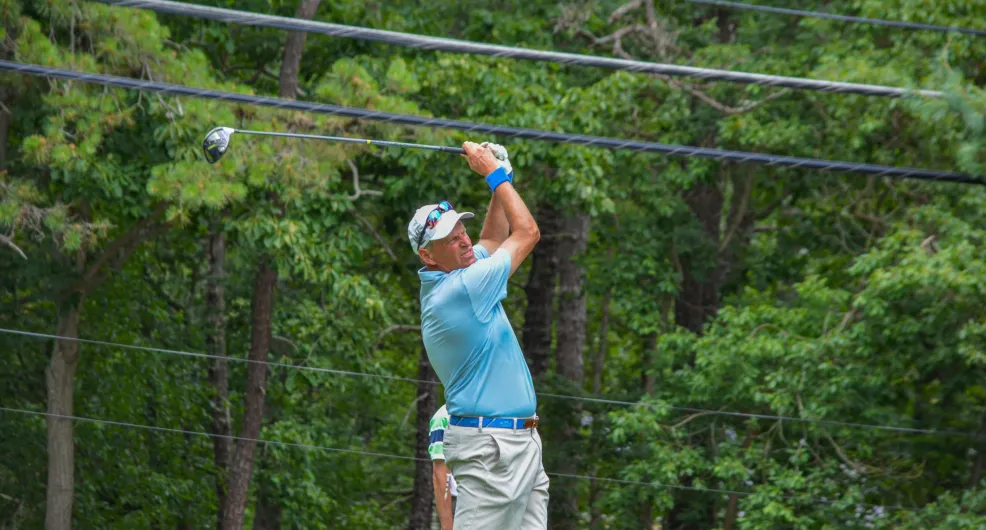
[202,127,235,163]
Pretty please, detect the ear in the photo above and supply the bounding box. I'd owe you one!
[418,247,438,267]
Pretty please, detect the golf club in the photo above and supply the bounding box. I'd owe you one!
[202,126,466,163]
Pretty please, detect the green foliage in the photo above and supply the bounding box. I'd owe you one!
[3,0,986,528]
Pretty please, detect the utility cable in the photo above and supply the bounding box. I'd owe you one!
[689,0,986,37]
[4,328,983,440]
[0,406,916,511]
[1,60,979,185]
[93,0,943,99]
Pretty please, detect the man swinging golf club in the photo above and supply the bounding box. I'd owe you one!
[409,141,548,529]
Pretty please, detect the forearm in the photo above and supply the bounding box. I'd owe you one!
[435,489,454,529]
[478,192,510,249]
[493,179,538,241]
[464,143,539,270]
[433,466,454,529]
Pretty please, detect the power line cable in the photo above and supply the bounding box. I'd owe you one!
[94,0,943,99]
[537,393,985,439]
[3,328,432,386]
[1,406,424,462]
[688,0,986,37]
[1,60,979,185]
[4,328,983,440]
[0,406,916,511]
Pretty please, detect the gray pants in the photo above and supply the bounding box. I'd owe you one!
[443,423,550,529]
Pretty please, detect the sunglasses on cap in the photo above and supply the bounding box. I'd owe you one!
[416,201,453,249]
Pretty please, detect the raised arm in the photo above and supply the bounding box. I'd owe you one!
[463,142,539,276]
[476,193,509,254]
[476,142,512,253]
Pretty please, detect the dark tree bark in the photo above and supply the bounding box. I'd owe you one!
[970,414,986,488]
[674,181,724,335]
[637,332,659,528]
[45,204,168,530]
[408,346,439,530]
[44,302,81,530]
[221,260,278,530]
[672,8,754,338]
[588,283,612,530]
[548,211,590,530]
[522,204,559,379]
[555,212,589,383]
[641,332,657,395]
[723,432,755,530]
[206,223,232,529]
[219,2,319,526]
[278,0,321,99]
[0,87,9,163]
[252,485,282,530]
[591,285,612,396]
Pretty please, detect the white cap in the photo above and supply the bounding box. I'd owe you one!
[407,202,474,253]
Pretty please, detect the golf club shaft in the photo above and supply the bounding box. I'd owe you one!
[234,129,466,154]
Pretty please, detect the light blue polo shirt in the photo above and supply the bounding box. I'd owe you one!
[419,244,537,418]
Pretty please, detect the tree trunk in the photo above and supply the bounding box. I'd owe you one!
[41,204,166,530]
[641,332,657,395]
[221,260,278,530]
[206,224,232,529]
[219,3,319,526]
[674,182,724,335]
[972,448,985,489]
[970,414,986,488]
[408,346,439,530]
[44,303,81,530]
[0,87,9,163]
[278,0,321,99]
[548,211,589,530]
[522,204,559,379]
[723,432,755,529]
[555,212,589,384]
[587,284,611,530]
[639,500,653,529]
[591,286,612,396]
[672,8,746,338]
[637,333,658,528]
[252,488,282,530]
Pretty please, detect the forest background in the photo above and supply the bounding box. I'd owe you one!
[2,0,986,528]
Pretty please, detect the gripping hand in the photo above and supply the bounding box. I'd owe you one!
[481,141,513,181]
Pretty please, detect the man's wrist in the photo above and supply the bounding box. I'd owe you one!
[485,166,510,192]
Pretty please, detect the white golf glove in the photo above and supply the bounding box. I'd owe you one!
[481,141,513,178]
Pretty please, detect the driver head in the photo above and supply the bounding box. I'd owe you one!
[202,127,235,163]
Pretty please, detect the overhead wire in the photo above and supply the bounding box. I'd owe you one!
[688,0,986,37]
[1,61,980,185]
[1,2,973,517]
[4,328,983,440]
[93,0,944,99]
[0,406,916,512]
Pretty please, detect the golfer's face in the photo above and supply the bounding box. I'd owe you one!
[431,222,476,271]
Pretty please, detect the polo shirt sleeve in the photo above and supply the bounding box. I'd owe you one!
[461,245,512,322]
[428,412,448,461]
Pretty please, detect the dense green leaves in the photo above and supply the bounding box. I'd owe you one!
[2,0,986,528]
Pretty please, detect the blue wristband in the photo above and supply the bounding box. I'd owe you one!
[485,166,510,192]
